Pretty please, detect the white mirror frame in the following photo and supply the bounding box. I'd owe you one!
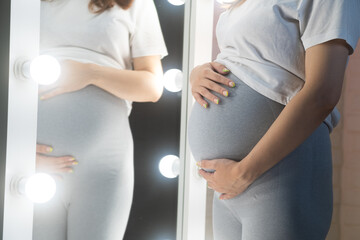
[177,0,214,239]
[2,0,40,239]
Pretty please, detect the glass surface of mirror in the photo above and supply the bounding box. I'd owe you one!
[34,0,184,239]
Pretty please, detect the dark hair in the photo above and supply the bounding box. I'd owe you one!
[89,0,134,13]
[41,0,134,13]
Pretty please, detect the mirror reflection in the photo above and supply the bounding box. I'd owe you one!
[33,0,183,239]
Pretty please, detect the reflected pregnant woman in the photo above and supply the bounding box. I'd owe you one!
[187,0,360,239]
[34,0,167,239]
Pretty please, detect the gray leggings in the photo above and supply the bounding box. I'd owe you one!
[33,86,134,240]
[188,73,333,240]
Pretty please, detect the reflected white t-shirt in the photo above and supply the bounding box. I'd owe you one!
[40,0,168,114]
[215,0,360,132]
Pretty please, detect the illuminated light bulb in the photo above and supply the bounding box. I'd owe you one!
[24,173,56,203]
[29,55,61,85]
[163,69,183,92]
[14,55,61,85]
[12,173,57,203]
[167,0,186,6]
[159,155,180,179]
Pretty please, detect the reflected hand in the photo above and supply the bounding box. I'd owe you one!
[190,62,235,108]
[36,144,78,174]
[39,60,95,100]
[198,158,255,200]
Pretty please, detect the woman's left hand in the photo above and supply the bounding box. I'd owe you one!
[39,60,95,100]
[198,158,256,200]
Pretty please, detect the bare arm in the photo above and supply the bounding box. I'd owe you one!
[199,39,350,199]
[40,55,164,102]
[90,55,164,102]
[240,39,348,176]
[38,55,164,174]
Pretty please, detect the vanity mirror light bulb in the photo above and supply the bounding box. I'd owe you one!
[163,69,183,92]
[167,0,186,6]
[14,55,61,85]
[159,155,180,179]
[11,173,57,203]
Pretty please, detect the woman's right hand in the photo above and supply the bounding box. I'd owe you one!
[36,144,78,174]
[190,62,235,108]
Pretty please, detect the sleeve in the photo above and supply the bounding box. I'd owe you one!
[130,0,168,59]
[298,0,360,55]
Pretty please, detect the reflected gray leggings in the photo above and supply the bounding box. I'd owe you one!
[33,86,134,240]
[188,73,333,240]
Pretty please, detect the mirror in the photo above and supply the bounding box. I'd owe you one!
[33,0,184,239]
[125,1,184,239]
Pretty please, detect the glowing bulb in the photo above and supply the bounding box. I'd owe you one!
[14,55,61,85]
[167,0,185,6]
[22,173,56,203]
[159,155,180,178]
[29,55,61,85]
[163,69,183,92]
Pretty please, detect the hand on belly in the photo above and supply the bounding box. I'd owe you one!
[190,61,235,108]
[36,143,78,175]
[197,158,254,200]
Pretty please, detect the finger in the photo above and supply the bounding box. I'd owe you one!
[55,156,76,163]
[219,193,237,200]
[198,169,215,181]
[57,161,78,169]
[35,158,57,173]
[36,153,49,163]
[205,70,235,88]
[207,182,216,190]
[55,156,77,167]
[198,160,217,170]
[193,92,209,109]
[195,86,221,105]
[36,144,53,154]
[37,155,77,171]
[202,79,230,97]
[207,183,228,194]
[40,88,66,100]
[209,62,231,75]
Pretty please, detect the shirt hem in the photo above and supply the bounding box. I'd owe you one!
[215,59,340,132]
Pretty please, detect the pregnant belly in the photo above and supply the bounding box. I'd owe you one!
[187,74,284,163]
[37,85,132,160]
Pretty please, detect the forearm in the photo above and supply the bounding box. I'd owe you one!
[90,63,163,102]
[239,85,336,181]
[237,40,350,182]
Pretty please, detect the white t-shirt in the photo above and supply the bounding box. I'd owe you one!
[40,0,168,113]
[215,0,360,132]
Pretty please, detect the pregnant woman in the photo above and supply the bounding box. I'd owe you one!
[34,0,167,239]
[188,0,359,239]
